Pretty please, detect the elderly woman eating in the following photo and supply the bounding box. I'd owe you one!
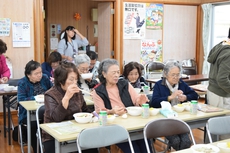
[93,58,152,153]
[150,60,198,151]
[74,54,98,91]
[42,61,98,153]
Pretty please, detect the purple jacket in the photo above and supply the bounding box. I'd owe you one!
[0,55,10,79]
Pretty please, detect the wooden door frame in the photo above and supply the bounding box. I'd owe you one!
[33,0,45,63]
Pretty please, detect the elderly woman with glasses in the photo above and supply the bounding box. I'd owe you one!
[17,60,53,153]
[93,58,152,153]
[150,60,198,151]
[42,62,98,153]
[74,54,98,91]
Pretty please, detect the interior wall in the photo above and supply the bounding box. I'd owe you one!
[123,4,197,64]
[0,0,35,113]
[45,0,99,56]
[0,0,35,79]
[163,5,197,62]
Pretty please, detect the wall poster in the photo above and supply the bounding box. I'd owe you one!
[0,18,11,36]
[146,3,163,30]
[123,2,146,39]
[12,22,30,47]
[140,39,163,64]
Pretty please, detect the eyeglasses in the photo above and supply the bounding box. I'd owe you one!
[78,67,89,73]
[168,73,181,78]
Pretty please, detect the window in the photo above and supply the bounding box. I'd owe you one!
[212,3,230,47]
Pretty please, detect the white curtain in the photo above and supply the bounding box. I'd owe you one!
[201,4,212,76]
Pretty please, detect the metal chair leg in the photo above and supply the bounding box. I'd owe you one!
[18,124,25,153]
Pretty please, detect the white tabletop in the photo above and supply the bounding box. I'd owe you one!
[40,108,230,142]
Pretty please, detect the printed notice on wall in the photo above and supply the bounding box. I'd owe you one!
[0,18,11,36]
[12,22,30,47]
[123,2,146,39]
[140,39,162,64]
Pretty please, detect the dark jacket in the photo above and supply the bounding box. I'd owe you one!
[17,74,53,123]
[95,79,134,109]
[42,85,91,142]
[41,62,52,78]
[208,41,230,97]
[150,78,198,108]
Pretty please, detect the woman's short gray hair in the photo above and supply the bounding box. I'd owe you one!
[74,54,90,67]
[163,60,182,76]
[98,58,119,84]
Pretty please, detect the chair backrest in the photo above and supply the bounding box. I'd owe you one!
[8,79,20,86]
[145,61,164,79]
[206,116,230,143]
[36,105,45,153]
[143,118,196,153]
[146,61,164,72]
[76,125,134,153]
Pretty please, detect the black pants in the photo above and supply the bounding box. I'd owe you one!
[22,118,38,153]
[166,133,191,151]
[43,139,98,153]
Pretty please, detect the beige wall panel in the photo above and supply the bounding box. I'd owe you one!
[0,0,34,113]
[98,2,113,61]
[46,0,99,54]
[163,5,197,62]
[0,0,34,79]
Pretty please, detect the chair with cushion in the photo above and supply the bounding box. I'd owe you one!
[145,61,164,78]
[76,125,134,153]
[145,61,164,89]
[206,116,230,143]
[143,118,196,153]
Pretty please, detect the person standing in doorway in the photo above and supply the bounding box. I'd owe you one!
[57,26,89,62]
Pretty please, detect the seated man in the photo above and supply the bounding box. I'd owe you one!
[86,50,100,80]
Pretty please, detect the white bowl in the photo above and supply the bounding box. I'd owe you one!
[126,106,142,116]
[73,112,93,124]
[3,86,14,92]
[191,144,220,153]
[149,108,160,115]
[35,95,44,103]
[182,102,191,111]
[134,88,141,94]
[217,142,230,153]
[107,115,116,123]
[173,104,185,113]
[81,73,93,80]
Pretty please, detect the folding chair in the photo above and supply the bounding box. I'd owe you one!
[143,118,196,153]
[206,116,230,143]
[76,125,134,153]
[36,105,45,153]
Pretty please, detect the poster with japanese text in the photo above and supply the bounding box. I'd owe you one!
[123,2,146,39]
[0,18,11,36]
[12,22,30,47]
[146,3,163,30]
[140,39,163,64]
